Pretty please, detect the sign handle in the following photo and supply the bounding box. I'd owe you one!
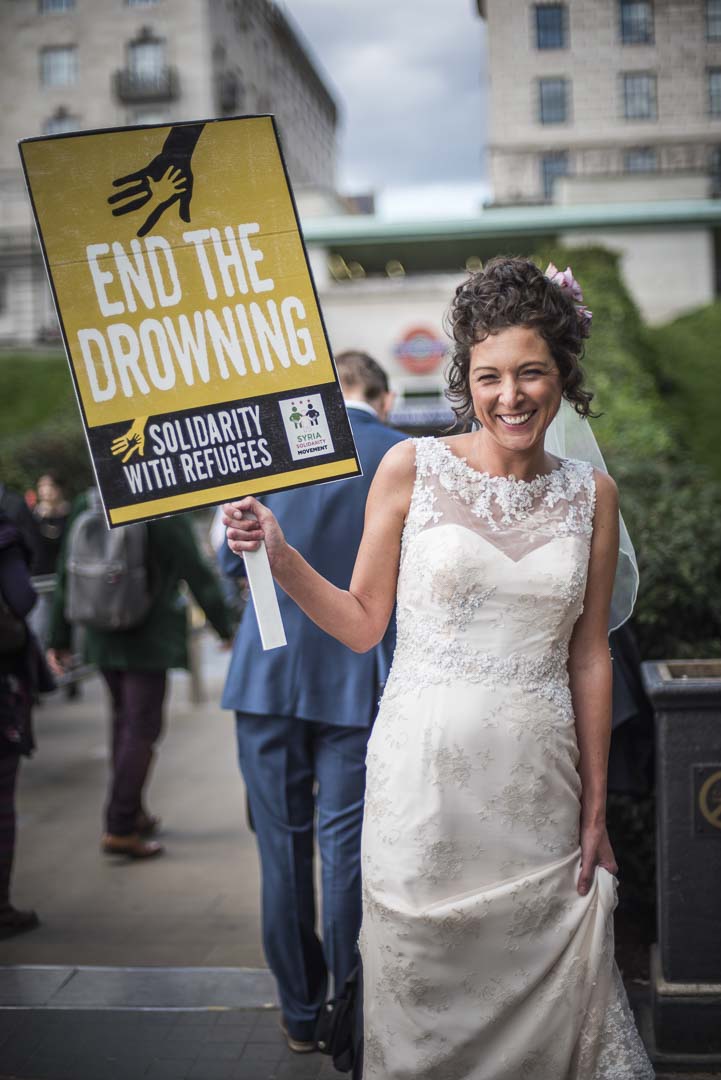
[243,536,287,651]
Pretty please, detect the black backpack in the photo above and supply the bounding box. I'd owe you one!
[64,489,152,631]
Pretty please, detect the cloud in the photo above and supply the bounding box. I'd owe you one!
[284,0,488,192]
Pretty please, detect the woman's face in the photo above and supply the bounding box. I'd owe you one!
[468,326,563,453]
[37,475,61,503]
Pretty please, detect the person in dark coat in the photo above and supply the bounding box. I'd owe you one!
[48,508,233,859]
[218,351,406,1052]
[0,509,54,937]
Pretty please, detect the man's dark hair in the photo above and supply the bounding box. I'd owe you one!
[335,350,389,403]
[446,255,595,427]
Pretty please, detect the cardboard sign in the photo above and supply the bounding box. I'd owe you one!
[19,115,360,527]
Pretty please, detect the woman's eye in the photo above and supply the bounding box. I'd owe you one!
[522,369,544,377]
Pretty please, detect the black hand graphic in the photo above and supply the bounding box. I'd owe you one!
[107,123,204,237]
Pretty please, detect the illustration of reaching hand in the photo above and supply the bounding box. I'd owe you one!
[148,166,188,206]
[107,123,204,238]
[111,417,148,464]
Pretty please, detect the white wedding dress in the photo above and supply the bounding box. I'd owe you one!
[360,438,654,1079]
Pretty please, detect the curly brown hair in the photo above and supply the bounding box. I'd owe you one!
[445,255,595,427]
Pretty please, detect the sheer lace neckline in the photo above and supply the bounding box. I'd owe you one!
[436,439,569,493]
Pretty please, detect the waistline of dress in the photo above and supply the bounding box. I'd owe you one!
[383,633,571,710]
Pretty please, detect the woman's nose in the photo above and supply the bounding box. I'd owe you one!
[498,379,523,408]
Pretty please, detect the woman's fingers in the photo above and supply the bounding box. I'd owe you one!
[221,497,259,528]
[577,862,593,896]
[578,841,597,895]
[224,499,265,556]
[577,847,618,895]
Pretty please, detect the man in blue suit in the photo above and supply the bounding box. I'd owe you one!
[219,352,406,1053]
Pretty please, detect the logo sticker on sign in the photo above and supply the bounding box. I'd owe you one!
[279,394,334,461]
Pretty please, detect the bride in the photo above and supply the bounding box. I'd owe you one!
[224,256,654,1079]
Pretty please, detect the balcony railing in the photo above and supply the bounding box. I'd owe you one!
[113,65,179,103]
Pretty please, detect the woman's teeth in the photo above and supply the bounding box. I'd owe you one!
[498,412,533,426]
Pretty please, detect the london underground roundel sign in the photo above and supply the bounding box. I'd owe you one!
[394,326,447,375]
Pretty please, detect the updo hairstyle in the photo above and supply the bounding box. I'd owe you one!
[446,256,595,427]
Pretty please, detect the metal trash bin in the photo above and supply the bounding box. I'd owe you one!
[642,659,721,1063]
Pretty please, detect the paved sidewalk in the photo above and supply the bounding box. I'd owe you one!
[5,640,263,967]
[0,1007,339,1080]
[1,643,341,1077]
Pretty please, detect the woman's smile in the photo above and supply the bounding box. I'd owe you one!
[496,409,537,428]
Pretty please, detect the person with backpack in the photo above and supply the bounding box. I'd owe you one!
[47,493,233,858]
[0,507,54,936]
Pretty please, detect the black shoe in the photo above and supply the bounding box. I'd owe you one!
[0,905,40,940]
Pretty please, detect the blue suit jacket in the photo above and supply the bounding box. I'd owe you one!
[219,406,407,727]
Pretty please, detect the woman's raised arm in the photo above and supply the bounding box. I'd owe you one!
[222,439,416,653]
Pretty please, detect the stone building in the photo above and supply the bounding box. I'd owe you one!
[477,0,721,205]
[0,0,338,343]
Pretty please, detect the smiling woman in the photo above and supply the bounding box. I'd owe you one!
[222,255,653,1079]
[447,255,595,430]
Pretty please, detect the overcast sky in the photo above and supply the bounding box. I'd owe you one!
[284,0,490,217]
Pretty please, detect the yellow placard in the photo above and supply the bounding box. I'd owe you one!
[20,116,360,525]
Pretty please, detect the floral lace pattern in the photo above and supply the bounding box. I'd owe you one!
[361,437,653,1079]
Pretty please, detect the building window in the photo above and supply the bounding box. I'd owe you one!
[131,109,168,125]
[126,0,159,6]
[43,109,79,134]
[39,0,75,11]
[708,0,721,40]
[541,150,569,200]
[538,77,569,123]
[40,45,77,87]
[623,72,657,119]
[535,5,567,49]
[619,0,654,43]
[709,69,721,115]
[129,38,165,78]
[624,146,657,172]
[710,146,721,195]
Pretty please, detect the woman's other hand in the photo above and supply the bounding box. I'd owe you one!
[46,648,72,677]
[222,498,288,567]
[578,821,618,895]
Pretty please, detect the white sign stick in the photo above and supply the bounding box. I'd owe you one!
[243,539,287,651]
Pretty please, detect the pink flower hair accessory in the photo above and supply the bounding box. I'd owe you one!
[544,262,593,338]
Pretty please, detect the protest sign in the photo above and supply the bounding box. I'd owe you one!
[19,116,361,529]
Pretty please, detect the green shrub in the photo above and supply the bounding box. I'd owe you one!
[0,350,91,497]
[646,302,721,482]
[615,458,721,659]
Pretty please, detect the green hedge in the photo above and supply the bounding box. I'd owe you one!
[646,302,721,483]
[0,350,92,497]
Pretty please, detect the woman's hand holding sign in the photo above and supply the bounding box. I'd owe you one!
[223,498,288,651]
[223,498,289,567]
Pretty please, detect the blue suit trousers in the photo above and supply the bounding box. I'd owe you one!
[235,712,369,1041]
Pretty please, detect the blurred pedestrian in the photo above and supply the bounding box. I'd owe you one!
[219,351,405,1053]
[0,507,54,937]
[29,471,71,651]
[0,482,39,569]
[31,471,70,577]
[48,499,233,859]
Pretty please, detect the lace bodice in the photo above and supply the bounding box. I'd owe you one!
[385,438,596,705]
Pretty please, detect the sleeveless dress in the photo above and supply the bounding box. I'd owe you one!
[359,438,654,1080]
